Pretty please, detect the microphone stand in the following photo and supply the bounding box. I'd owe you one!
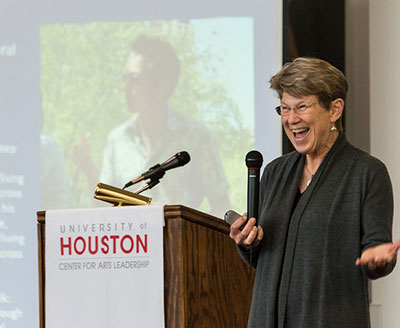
[133,179,160,194]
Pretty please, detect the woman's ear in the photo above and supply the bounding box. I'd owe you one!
[330,98,344,123]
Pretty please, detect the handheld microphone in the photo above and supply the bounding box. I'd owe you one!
[123,151,191,189]
[245,150,263,225]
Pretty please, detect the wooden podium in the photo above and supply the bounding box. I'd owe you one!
[37,205,255,327]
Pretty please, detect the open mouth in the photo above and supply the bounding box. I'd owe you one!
[291,127,309,139]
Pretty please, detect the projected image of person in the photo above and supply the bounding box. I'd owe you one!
[74,36,230,215]
[41,132,68,208]
[229,58,400,327]
[40,103,68,209]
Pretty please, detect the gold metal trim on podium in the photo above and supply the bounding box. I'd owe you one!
[94,182,151,206]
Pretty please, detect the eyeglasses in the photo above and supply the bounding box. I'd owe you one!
[275,102,316,116]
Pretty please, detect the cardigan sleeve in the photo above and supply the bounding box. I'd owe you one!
[360,162,395,279]
[237,244,262,269]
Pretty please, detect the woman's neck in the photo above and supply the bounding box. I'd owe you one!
[305,130,339,174]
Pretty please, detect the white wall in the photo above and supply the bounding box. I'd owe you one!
[369,1,400,327]
[345,0,370,153]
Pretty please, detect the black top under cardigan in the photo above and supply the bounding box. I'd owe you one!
[239,134,395,328]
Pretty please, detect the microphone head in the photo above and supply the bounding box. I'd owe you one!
[176,151,191,166]
[161,151,191,171]
[245,150,263,169]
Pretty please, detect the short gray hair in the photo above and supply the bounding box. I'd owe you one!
[270,57,348,130]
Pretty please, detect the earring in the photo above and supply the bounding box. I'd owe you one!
[330,123,337,131]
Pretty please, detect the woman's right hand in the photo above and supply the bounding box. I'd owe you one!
[229,213,264,248]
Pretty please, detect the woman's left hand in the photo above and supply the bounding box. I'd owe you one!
[355,239,400,269]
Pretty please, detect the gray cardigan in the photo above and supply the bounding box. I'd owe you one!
[239,134,395,328]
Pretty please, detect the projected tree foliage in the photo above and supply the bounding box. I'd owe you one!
[40,20,253,213]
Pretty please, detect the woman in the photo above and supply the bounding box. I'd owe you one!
[230,57,400,328]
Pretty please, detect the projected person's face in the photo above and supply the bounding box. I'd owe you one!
[124,51,169,113]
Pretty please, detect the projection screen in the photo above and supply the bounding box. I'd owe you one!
[0,0,281,326]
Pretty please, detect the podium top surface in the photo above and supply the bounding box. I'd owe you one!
[37,205,230,235]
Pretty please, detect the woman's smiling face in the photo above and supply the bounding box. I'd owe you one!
[280,92,340,158]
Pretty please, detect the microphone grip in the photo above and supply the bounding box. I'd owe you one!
[247,168,260,224]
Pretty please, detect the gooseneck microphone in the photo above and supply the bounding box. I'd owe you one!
[245,150,263,225]
[123,151,191,190]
